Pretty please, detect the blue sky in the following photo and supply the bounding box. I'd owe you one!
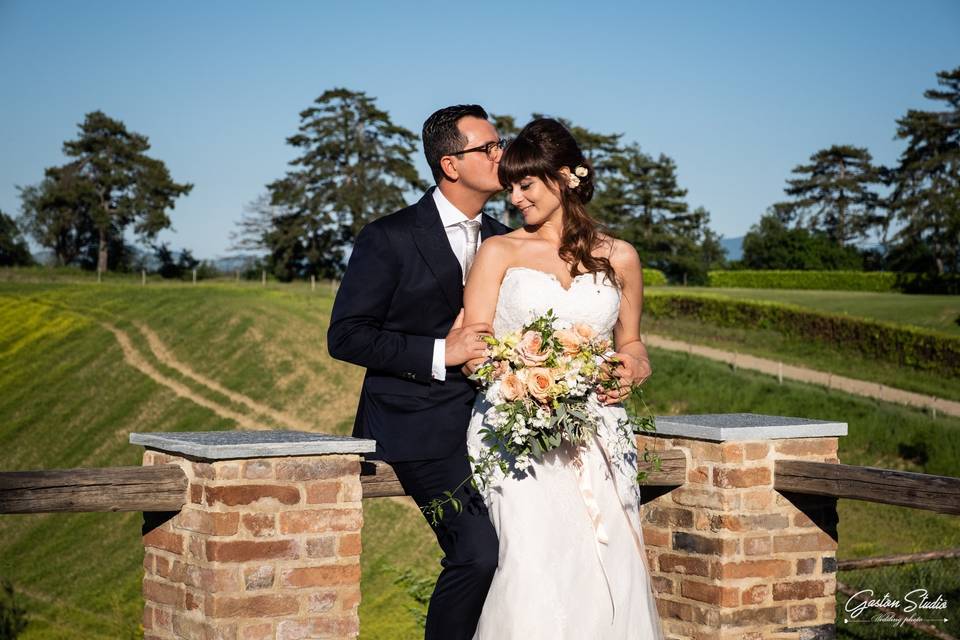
[1,1,958,259]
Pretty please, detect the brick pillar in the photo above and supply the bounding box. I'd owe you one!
[131,432,375,640]
[636,413,846,640]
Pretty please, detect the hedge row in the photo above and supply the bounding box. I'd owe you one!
[707,270,900,292]
[644,291,960,377]
[643,268,667,287]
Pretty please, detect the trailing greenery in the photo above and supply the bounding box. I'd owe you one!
[645,291,960,377]
[707,270,901,292]
[0,578,29,640]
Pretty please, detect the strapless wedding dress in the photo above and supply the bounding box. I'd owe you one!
[466,266,666,639]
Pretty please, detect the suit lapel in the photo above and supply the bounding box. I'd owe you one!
[412,189,463,313]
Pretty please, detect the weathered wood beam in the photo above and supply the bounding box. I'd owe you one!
[775,460,960,516]
[360,448,687,498]
[0,464,188,514]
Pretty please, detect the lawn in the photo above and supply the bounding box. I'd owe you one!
[0,277,957,639]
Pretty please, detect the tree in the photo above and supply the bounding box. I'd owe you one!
[36,111,193,272]
[741,211,863,270]
[0,210,33,267]
[774,145,883,246]
[17,168,99,266]
[888,66,960,275]
[264,88,427,280]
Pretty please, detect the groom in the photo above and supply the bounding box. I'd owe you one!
[327,104,511,639]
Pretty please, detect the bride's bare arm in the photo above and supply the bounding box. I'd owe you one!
[603,239,653,404]
[461,236,511,373]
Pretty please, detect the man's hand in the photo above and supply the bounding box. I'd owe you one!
[598,352,652,405]
[445,308,493,367]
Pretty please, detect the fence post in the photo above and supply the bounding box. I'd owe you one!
[636,413,846,639]
[131,431,375,640]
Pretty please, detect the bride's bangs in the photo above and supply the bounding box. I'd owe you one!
[498,137,554,188]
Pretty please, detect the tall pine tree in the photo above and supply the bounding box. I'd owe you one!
[888,66,960,275]
[774,145,883,246]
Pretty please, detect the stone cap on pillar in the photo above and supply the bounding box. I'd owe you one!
[651,413,847,442]
[129,430,377,460]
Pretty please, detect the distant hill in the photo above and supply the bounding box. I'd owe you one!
[721,236,743,262]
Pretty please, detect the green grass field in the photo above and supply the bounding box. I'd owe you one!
[0,274,958,638]
[659,285,960,336]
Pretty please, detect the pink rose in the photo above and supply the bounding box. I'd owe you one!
[517,330,549,366]
[525,367,555,403]
[554,328,582,355]
[573,323,596,341]
[500,372,527,401]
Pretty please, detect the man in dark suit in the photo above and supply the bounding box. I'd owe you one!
[327,104,512,640]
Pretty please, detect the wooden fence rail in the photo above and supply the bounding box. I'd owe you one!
[0,464,188,514]
[360,448,689,498]
[774,459,960,515]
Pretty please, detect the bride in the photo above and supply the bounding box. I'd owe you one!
[461,118,666,639]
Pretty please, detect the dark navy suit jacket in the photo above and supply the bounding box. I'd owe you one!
[327,188,512,462]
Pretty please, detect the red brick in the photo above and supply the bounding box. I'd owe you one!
[743,535,772,556]
[278,508,362,534]
[279,564,361,587]
[206,539,298,562]
[773,438,837,457]
[241,513,276,537]
[192,462,215,479]
[240,622,274,640]
[143,528,184,555]
[178,508,240,536]
[718,559,792,580]
[143,578,184,608]
[243,460,274,480]
[744,442,770,460]
[681,579,738,606]
[713,466,771,488]
[772,579,826,600]
[338,533,362,556]
[340,584,361,612]
[205,484,300,507]
[244,565,275,590]
[773,532,836,553]
[790,603,819,621]
[306,536,337,558]
[306,590,337,614]
[658,554,712,577]
[205,593,299,619]
[276,616,359,639]
[720,606,787,626]
[214,462,241,480]
[305,481,341,504]
[741,583,768,605]
[276,457,359,481]
[190,484,204,504]
[641,526,670,547]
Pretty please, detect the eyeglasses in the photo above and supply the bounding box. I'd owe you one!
[451,138,506,160]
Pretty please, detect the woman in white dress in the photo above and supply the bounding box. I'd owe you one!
[461,118,666,639]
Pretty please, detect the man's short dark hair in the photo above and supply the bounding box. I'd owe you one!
[422,104,489,183]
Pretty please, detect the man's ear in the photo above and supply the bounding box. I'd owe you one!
[440,156,460,182]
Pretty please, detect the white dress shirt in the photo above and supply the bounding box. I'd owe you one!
[431,187,482,381]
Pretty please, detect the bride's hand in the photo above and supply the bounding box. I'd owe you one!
[598,353,652,404]
[462,357,487,378]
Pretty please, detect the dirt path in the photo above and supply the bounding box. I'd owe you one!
[102,322,264,430]
[643,334,960,418]
[133,322,311,430]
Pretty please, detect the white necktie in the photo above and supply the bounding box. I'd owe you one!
[461,219,482,282]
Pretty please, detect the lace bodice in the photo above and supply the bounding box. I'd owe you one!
[492,267,621,339]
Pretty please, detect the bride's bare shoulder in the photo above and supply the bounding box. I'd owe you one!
[602,236,642,272]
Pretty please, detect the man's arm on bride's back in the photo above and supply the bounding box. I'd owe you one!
[327,222,433,380]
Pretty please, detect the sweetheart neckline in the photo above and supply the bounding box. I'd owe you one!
[502,266,613,293]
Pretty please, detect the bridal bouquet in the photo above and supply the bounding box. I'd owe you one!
[423,309,658,524]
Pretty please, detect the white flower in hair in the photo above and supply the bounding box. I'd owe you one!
[574,165,588,178]
[567,174,581,188]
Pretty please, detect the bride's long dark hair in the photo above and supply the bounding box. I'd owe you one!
[497,118,618,287]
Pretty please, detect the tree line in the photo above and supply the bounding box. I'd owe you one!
[3,66,957,286]
[741,66,960,280]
